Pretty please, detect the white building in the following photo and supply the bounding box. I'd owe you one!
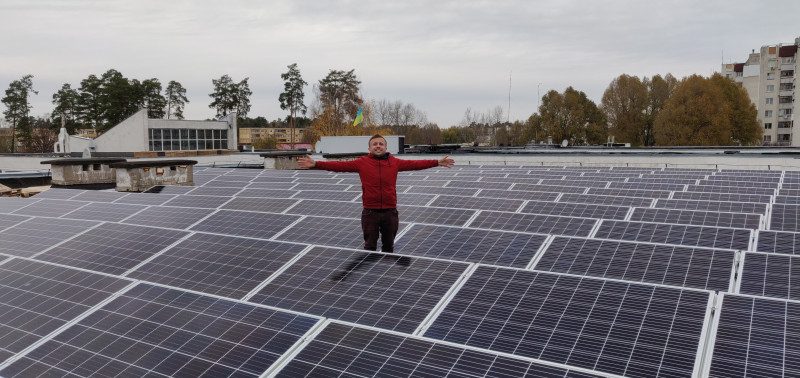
[722,38,798,146]
[68,109,238,153]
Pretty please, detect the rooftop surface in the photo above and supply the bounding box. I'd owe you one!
[0,162,797,377]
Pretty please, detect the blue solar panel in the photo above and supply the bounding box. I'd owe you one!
[737,252,800,300]
[273,321,608,377]
[755,230,800,255]
[248,247,469,333]
[394,224,547,267]
[0,283,321,377]
[594,220,752,250]
[423,266,713,377]
[704,294,800,377]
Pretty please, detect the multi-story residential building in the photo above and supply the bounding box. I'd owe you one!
[722,38,798,146]
[238,127,306,147]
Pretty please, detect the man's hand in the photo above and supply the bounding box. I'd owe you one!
[438,155,455,168]
[297,154,316,169]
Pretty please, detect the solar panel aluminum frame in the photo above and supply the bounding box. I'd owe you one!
[266,319,625,378]
[524,234,557,270]
[0,275,139,372]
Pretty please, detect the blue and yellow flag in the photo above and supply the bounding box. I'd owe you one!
[353,107,363,126]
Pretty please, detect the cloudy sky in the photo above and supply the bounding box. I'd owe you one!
[2,0,799,127]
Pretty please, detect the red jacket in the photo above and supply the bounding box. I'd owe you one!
[315,153,438,209]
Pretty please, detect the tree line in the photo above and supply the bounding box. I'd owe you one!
[2,65,763,153]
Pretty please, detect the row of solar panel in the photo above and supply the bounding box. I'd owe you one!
[1,255,796,377]
[20,187,800,238]
[0,205,794,305]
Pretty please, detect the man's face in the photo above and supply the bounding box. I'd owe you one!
[369,138,387,156]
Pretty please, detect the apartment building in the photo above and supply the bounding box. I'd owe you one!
[238,127,305,146]
[722,38,798,146]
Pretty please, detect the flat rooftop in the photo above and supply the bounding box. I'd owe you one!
[0,157,797,377]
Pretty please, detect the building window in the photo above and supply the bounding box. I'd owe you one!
[781,70,794,78]
[779,121,792,128]
[148,128,228,151]
[779,134,791,141]
[768,60,777,68]
[764,135,771,142]
[736,71,743,77]
[780,109,793,116]
[780,83,794,91]
[765,110,773,117]
[767,72,775,80]
[779,96,793,104]
[766,85,775,92]
[765,123,773,129]
[766,98,774,105]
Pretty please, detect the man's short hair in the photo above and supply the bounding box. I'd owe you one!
[369,134,386,144]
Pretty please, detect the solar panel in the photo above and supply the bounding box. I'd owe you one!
[469,211,597,237]
[394,224,547,267]
[654,198,767,215]
[11,199,89,218]
[703,293,799,377]
[112,192,176,205]
[60,202,147,222]
[25,188,83,199]
[445,181,512,190]
[775,195,800,204]
[736,252,800,300]
[190,209,301,239]
[769,204,800,232]
[294,183,352,191]
[126,233,308,299]
[393,193,435,206]
[423,266,713,377]
[607,182,687,191]
[558,193,654,207]
[594,220,752,250]
[292,177,343,184]
[276,216,408,251]
[477,188,561,201]
[186,186,242,196]
[511,183,587,194]
[69,190,129,202]
[272,321,608,377]
[248,247,469,333]
[0,283,321,377]
[403,186,479,196]
[291,190,361,201]
[162,194,231,209]
[539,179,610,188]
[143,185,196,194]
[284,199,363,219]
[671,191,773,203]
[629,207,762,229]
[535,237,736,291]
[34,223,189,275]
[221,197,299,213]
[0,259,132,364]
[686,184,775,196]
[755,230,800,255]
[0,217,99,257]
[396,205,476,226]
[0,213,32,232]
[0,198,37,214]
[587,188,672,199]
[244,181,298,190]
[521,200,630,220]
[429,195,524,212]
[200,179,249,188]
[122,205,215,230]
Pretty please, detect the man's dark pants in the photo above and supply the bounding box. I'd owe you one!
[361,208,399,252]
